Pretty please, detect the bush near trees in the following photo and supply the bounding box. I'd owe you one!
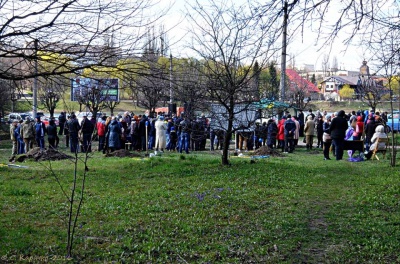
[339,84,355,100]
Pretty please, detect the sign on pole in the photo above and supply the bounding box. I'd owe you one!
[70,78,119,102]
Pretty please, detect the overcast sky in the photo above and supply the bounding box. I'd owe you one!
[158,0,370,73]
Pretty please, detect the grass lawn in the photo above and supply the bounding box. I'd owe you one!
[1,137,400,263]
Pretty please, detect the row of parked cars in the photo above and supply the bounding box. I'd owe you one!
[3,112,59,126]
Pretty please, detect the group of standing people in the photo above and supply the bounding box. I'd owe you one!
[90,111,209,155]
[8,108,390,161]
[247,107,389,161]
[310,109,388,160]
[9,116,59,158]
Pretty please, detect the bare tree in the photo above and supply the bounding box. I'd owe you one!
[0,79,15,113]
[357,60,386,112]
[0,0,168,119]
[369,29,400,166]
[331,56,338,72]
[172,58,208,118]
[283,1,399,75]
[287,78,312,110]
[36,74,70,117]
[135,58,169,115]
[321,54,330,77]
[185,0,280,165]
[103,100,120,116]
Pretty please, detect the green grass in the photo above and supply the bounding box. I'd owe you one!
[1,139,400,263]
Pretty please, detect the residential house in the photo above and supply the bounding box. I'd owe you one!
[320,76,359,99]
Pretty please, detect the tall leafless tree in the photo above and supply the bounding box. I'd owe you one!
[0,0,168,117]
[172,58,208,118]
[185,0,281,165]
[369,29,400,166]
[321,54,330,77]
[331,56,338,72]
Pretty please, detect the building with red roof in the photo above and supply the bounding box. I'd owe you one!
[285,69,320,96]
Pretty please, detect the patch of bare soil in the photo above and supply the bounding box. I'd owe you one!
[104,149,143,158]
[11,147,73,162]
[306,150,321,155]
[252,146,285,157]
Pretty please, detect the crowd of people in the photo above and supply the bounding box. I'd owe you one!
[8,111,214,157]
[8,108,390,161]
[250,108,389,161]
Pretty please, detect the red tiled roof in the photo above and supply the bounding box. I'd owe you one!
[286,69,320,93]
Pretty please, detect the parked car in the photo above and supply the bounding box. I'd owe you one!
[28,111,45,119]
[387,111,400,132]
[41,116,59,127]
[77,111,106,124]
[6,112,32,123]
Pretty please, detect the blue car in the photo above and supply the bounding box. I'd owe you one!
[387,111,400,132]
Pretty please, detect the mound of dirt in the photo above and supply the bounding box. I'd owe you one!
[12,147,74,162]
[252,146,285,157]
[104,149,143,158]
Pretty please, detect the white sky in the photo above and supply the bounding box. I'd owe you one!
[157,0,371,73]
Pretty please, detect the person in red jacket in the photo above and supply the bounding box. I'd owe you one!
[96,116,107,152]
[277,116,286,152]
[352,115,364,140]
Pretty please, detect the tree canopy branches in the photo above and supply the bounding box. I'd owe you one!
[0,0,166,80]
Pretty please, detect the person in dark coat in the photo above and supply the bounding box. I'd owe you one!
[67,114,81,153]
[80,115,95,153]
[283,115,296,153]
[329,110,349,160]
[58,111,66,135]
[138,115,148,151]
[107,117,121,152]
[298,110,305,137]
[63,115,70,148]
[322,115,332,160]
[47,119,58,149]
[315,115,324,148]
[129,116,140,151]
[103,116,112,154]
[267,118,278,149]
[179,116,191,154]
[16,120,25,154]
[119,119,129,149]
[34,116,46,150]
[260,122,268,146]
[364,115,376,149]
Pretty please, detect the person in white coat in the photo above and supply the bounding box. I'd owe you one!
[155,115,167,151]
[364,125,388,159]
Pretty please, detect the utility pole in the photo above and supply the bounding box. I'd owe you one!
[169,53,173,104]
[33,39,38,118]
[279,0,288,102]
